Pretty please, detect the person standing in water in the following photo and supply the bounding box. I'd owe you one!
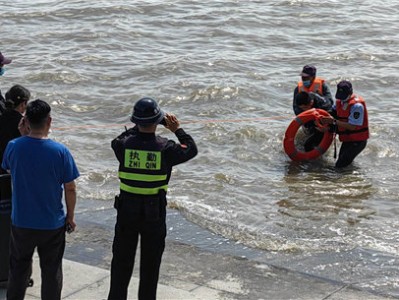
[293,64,333,116]
[321,80,369,168]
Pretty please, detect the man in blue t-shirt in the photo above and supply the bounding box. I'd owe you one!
[2,99,80,300]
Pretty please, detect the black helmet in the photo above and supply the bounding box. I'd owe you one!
[130,97,165,125]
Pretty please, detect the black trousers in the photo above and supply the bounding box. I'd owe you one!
[108,197,167,300]
[7,225,65,300]
[336,140,367,168]
[0,174,12,282]
[304,130,325,152]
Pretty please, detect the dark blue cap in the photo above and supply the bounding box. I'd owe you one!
[300,65,316,77]
[335,80,353,100]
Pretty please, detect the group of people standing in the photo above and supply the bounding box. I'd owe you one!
[292,64,369,168]
[0,51,198,300]
[1,52,80,300]
[1,50,369,300]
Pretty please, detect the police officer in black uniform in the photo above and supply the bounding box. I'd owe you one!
[108,97,198,300]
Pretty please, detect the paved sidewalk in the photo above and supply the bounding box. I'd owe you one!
[0,254,218,300]
[0,206,397,300]
[0,251,394,300]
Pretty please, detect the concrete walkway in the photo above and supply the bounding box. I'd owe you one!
[0,205,397,299]
[0,254,218,300]
[0,250,394,300]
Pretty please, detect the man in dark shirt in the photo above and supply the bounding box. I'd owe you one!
[295,91,333,151]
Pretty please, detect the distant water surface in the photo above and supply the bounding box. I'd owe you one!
[2,0,399,296]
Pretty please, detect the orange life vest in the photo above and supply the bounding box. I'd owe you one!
[297,77,324,95]
[336,95,369,142]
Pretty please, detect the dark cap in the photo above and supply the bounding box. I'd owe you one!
[300,65,316,77]
[5,84,31,106]
[335,80,353,100]
[0,52,12,65]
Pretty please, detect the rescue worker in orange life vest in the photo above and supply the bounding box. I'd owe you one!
[293,65,333,115]
[107,98,198,300]
[295,91,333,151]
[320,80,369,168]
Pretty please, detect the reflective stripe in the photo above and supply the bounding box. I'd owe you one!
[119,171,167,182]
[120,182,168,195]
[294,117,304,126]
[338,127,369,135]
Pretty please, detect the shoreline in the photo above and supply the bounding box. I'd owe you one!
[59,199,398,299]
[0,202,395,299]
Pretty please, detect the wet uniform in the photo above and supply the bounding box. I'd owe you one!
[108,126,197,300]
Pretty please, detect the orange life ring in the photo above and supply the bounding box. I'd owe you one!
[283,108,333,161]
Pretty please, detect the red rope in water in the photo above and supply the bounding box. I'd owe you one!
[51,115,292,131]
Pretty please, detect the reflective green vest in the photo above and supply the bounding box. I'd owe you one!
[119,148,168,196]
